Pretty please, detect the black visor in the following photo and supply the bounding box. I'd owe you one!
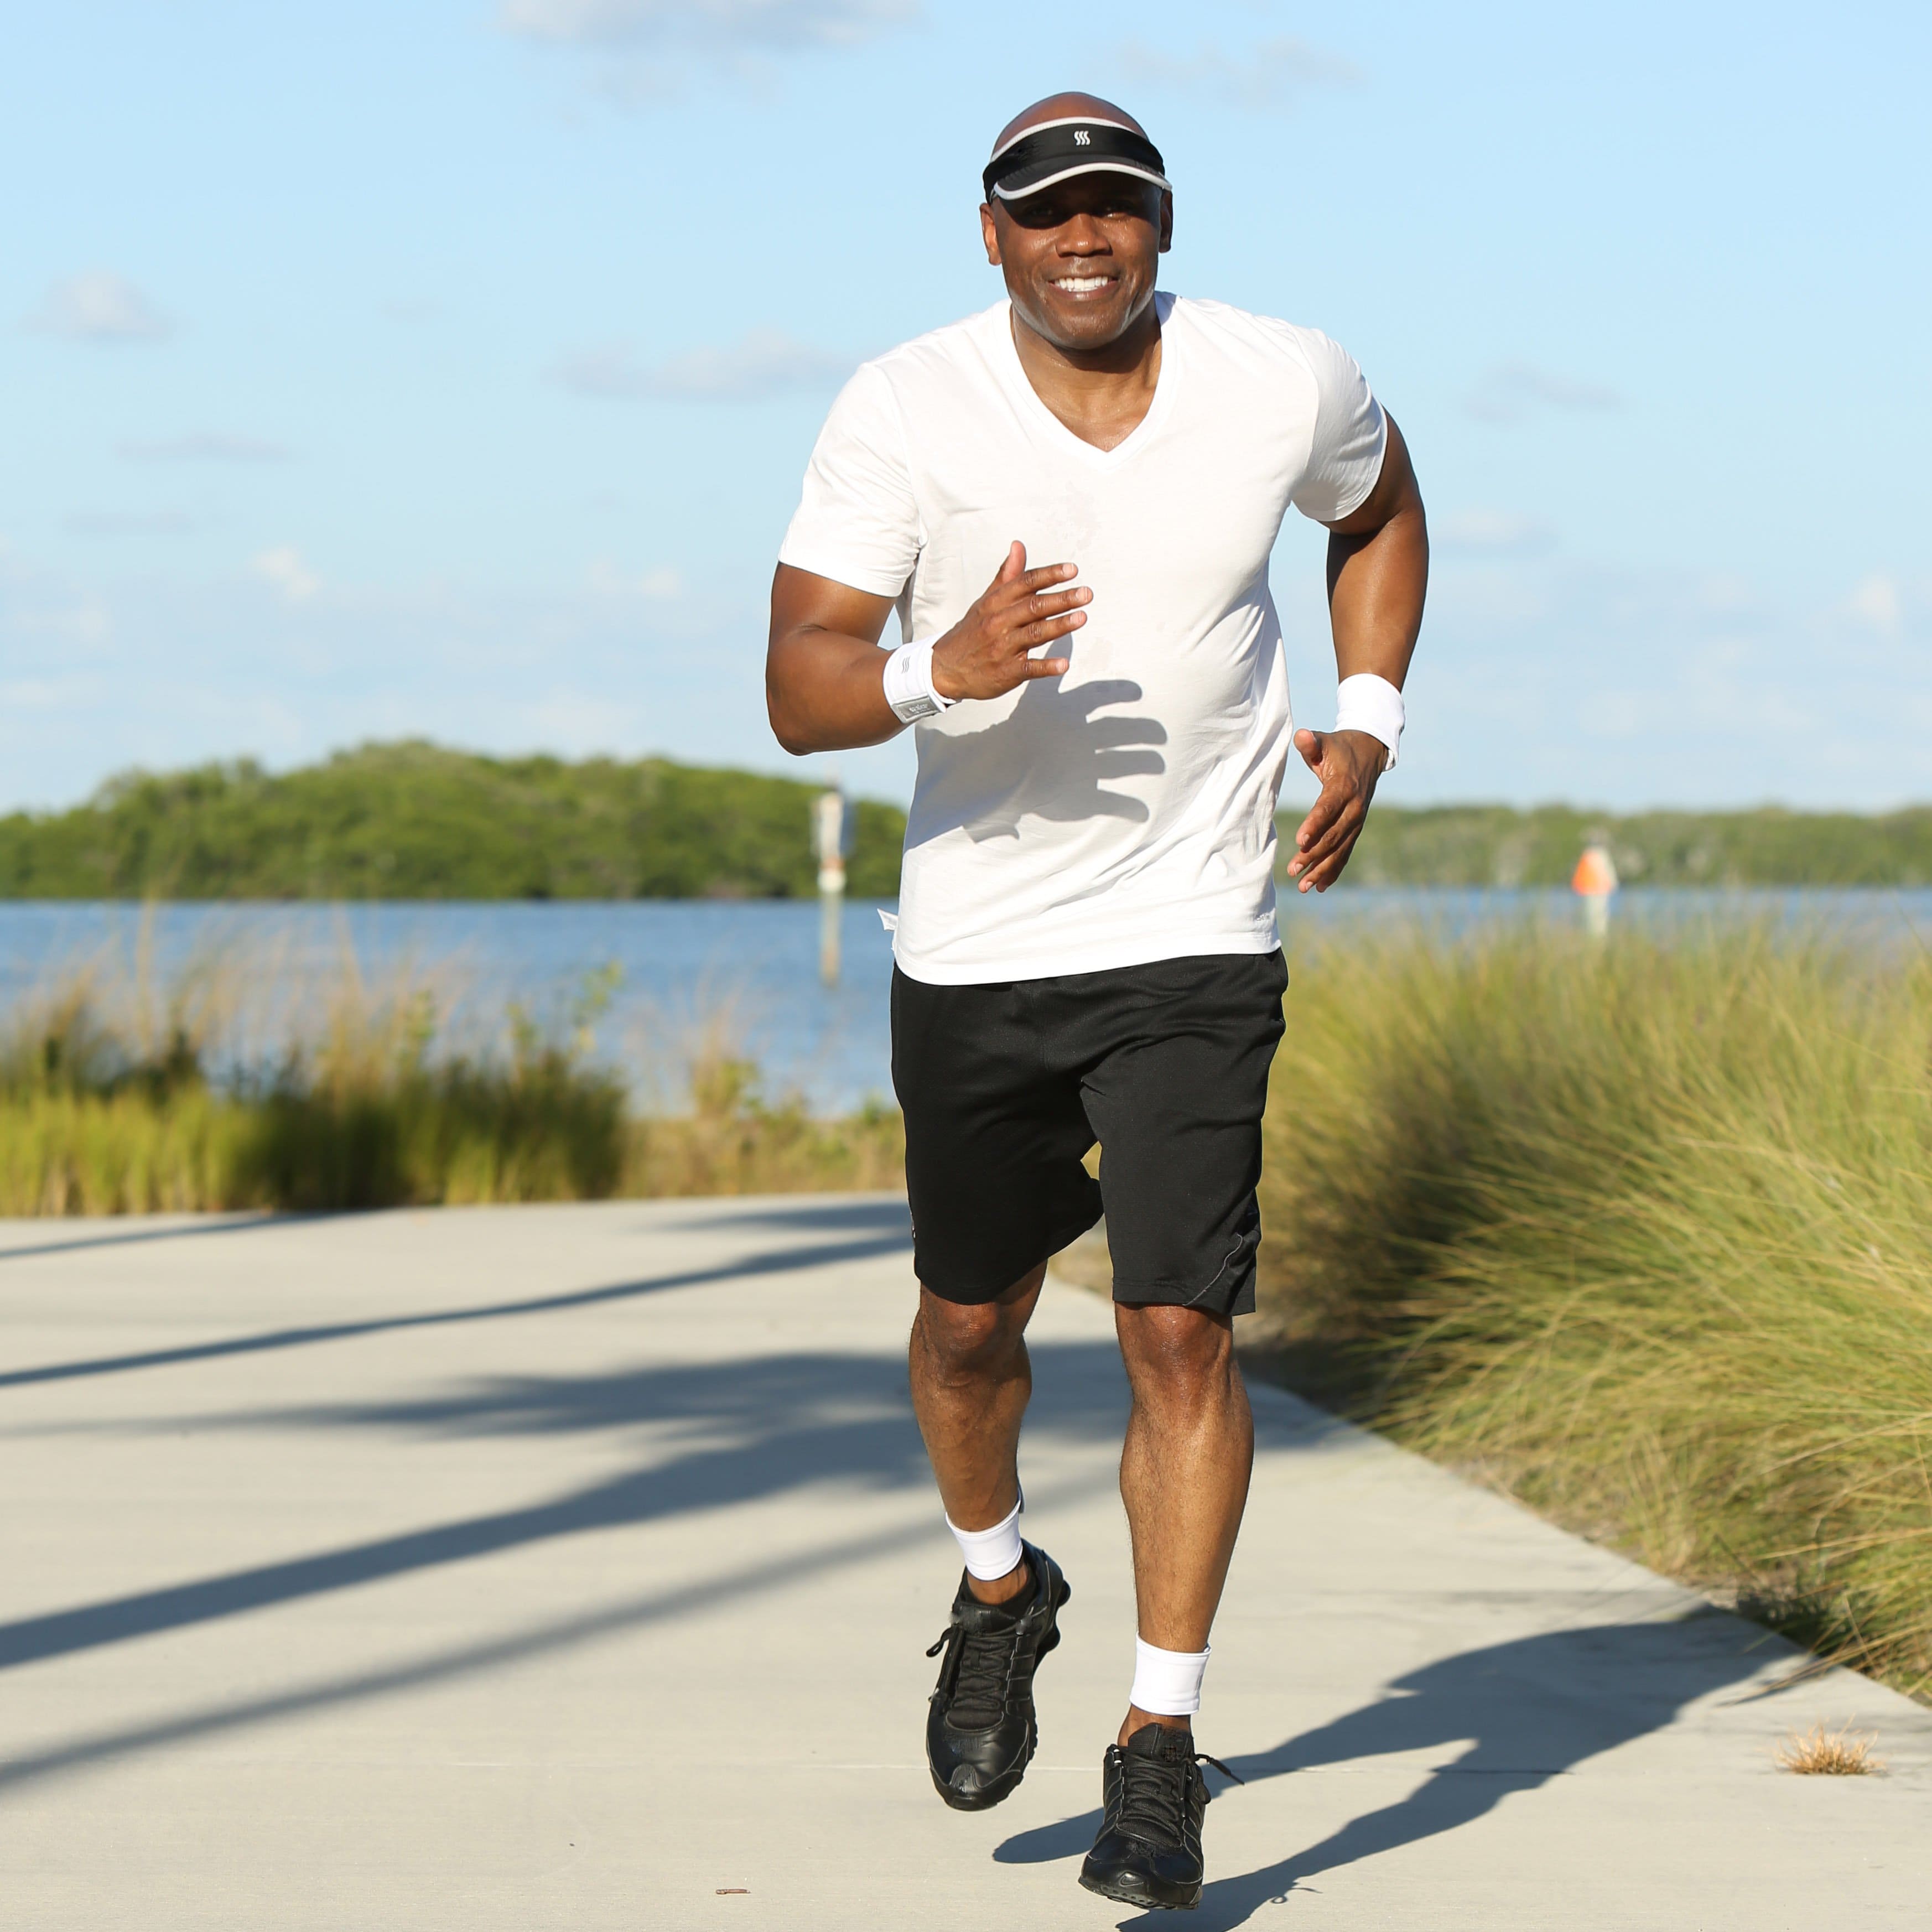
[982,119,1170,204]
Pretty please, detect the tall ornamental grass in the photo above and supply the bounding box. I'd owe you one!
[1256,921,1932,1699]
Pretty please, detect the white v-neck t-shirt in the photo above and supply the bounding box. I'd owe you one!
[778,293,1386,985]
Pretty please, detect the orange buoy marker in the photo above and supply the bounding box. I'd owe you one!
[1572,840,1618,937]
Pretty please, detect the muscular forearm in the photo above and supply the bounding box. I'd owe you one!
[1325,497,1427,687]
[1289,418,1428,894]
[764,546,1086,759]
[766,628,902,755]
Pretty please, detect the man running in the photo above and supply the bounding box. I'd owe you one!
[766,93,1426,1909]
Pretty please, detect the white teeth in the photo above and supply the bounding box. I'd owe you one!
[1053,276,1112,293]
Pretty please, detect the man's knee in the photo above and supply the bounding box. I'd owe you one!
[1116,1301,1235,1396]
[915,1270,1041,1380]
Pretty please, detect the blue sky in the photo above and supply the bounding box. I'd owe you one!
[3,0,1927,815]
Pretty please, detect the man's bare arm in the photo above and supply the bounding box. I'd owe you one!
[766,567,903,755]
[766,544,1090,755]
[1286,414,1429,892]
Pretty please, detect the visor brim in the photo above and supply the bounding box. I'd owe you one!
[989,159,1172,203]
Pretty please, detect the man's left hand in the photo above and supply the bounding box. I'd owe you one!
[1286,728,1385,893]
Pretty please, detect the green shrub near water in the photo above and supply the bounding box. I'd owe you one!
[1255,923,1932,1699]
[1321,801,1932,887]
[0,964,899,1213]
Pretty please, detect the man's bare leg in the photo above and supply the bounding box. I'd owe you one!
[1114,1302,1254,1742]
[908,1262,1046,1606]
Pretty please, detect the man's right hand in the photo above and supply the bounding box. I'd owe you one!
[931,542,1088,703]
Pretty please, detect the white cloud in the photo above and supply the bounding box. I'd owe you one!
[1438,564,1550,626]
[65,510,195,537]
[526,689,643,751]
[558,327,852,400]
[502,0,913,48]
[122,433,290,463]
[1437,509,1556,556]
[504,0,912,99]
[1848,573,1902,637]
[1693,572,1757,616]
[589,562,684,599]
[0,550,779,811]
[2,599,113,648]
[1390,553,1932,804]
[1467,361,1622,425]
[1117,34,1363,109]
[253,546,320,602]
[0,675,107,711]
[28,272,172,342]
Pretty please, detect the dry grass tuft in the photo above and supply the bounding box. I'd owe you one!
[621,1025,901,1197]
[1773,1723,1883,1775]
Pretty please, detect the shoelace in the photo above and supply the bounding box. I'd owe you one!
[1113,1743,1243,1844]
[925,1620,1018,1731]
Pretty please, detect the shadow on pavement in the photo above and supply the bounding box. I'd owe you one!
[682,1197,910,1237]
[0,1339,1140,1677]
[0,1213,298,1265]
[998,1614,1777,1928]
[0,1463,1114,1800]
[0,1231,911,1392]
[0,1328,1144,1800]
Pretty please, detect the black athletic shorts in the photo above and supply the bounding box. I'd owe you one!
[891,949,1289,1319]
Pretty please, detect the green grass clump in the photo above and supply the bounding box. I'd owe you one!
[0,951,899,1213]
[624,1051,903,1197]
[1256,922,1932,1698]
[0,969,628,1212]
[0,1087,244,1215]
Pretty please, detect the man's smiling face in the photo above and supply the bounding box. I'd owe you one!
[982,171,1172,355]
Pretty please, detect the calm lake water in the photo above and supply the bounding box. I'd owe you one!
[2,890,1926,1113]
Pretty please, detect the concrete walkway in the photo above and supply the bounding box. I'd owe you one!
[2,1198,1926,1929]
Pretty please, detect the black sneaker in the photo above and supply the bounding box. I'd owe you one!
[923,1540,1070,1811]
[1078,1722,1242,1910]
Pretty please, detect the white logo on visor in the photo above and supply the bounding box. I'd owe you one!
[1074,129,1090,146]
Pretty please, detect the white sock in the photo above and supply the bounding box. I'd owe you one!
[1130,1637,1211,1716]
[946,1493,1025,1581]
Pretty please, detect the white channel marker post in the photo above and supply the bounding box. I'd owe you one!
[813,784,846,986]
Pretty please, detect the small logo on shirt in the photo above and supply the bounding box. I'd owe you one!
[1073,129,1090,146]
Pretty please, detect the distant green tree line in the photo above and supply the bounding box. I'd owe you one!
[1309,802,1932,889]
[0,742,907,900]
[2,742,1925,899]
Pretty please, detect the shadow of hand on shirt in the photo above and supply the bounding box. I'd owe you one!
[916,677,1166,843]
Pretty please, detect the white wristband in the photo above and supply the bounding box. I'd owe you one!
[882,639,955,724]
[1335,672,1405,771]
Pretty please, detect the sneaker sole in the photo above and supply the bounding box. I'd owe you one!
[1078,1866,1202,1910]
[928,1576,1072,1814]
